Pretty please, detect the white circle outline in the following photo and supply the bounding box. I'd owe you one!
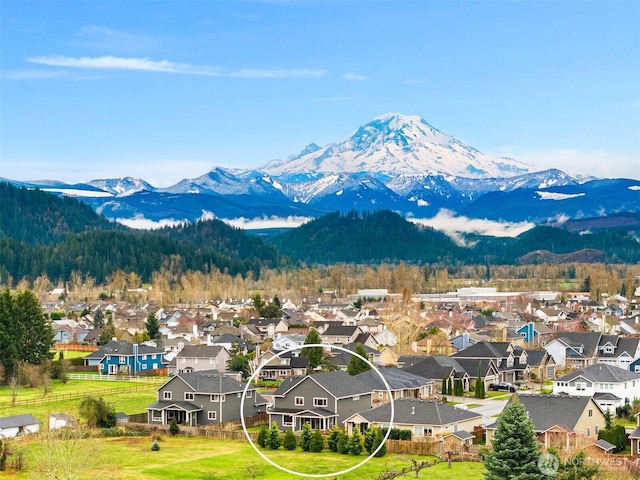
[240,343,395,478]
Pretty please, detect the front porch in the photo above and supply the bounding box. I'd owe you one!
[269,408,338,432]
[147,401,202,426]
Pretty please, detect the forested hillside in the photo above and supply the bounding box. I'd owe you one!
[0,182,121,244]
[268,210,469,264]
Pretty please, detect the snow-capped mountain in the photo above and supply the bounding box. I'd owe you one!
[88,177,155,196]
[4,112,637,228]
[261,113,538,179]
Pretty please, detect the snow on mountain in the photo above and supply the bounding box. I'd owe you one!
[162,167,287,197]
[261,113,539,179]
[88,177,155,196]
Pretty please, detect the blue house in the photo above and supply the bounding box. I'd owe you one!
[83,341,167,375]
[630,357,640,374]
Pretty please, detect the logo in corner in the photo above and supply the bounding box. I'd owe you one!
[538,452,559,476]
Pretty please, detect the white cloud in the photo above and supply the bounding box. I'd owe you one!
[408,209,534,246]
[536,191,585,201]
[230,68,326,78]
[27,55,222,76]
[1,69,68,80]
[115,214,186,230]
[343,72,371,81]
[222,215,312,230]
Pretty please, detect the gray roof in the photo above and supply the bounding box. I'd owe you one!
[526,350,550,367]
[83,340,164,359]
[274,371,372,399]
[400,355,465,381]
[354,368,432,391]
[594,439,616,452]
[170,369,256,394]
[555,363,640,383]
[448,430,475,441]
[352,398,481,426]
[592,392,621,401]
[146,400,202,412]
[0,414,41,429]
[629,427,640,439]
[176,345,227,358]
[323,326,360,337]
[509,395,598,432]
[553,332,602,359]
[452,340,511,359]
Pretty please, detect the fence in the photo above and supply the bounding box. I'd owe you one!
[0,385,155,409]
[66,373,164,383]
[54,344,99,352]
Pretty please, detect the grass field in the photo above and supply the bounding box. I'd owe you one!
[5,436,487,480]
[0,378,160,424]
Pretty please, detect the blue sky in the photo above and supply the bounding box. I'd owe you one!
[1,0,639,187]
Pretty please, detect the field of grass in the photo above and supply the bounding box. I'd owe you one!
[0,378,160,424]
[5,436,487,480]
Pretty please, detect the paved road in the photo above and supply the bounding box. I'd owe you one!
[452,395,512,426]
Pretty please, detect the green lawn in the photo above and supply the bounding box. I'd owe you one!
[7,436,487,480]
[0,378,161,424]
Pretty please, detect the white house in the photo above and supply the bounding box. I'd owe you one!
[552,364,640,412]
[0,414,41,438]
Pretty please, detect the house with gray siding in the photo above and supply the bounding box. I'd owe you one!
[268,371,372,431]
[146,370,267,426]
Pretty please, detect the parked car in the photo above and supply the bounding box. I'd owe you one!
[488,382,518,392]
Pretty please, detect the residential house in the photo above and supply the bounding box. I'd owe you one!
[252,349,308,381]
[354,368,435,405]
[325,343,381,370]
[373,327,398,347]
[378,346,400,367]
[526,350,558,382]
[452,358,501,395]
[486,395,605,450]
[0,414,41,438]
[168,345,231,375]
[544,332,602,368]
[515,322,554,347]
[321,326,363,346]
[245,318,289,341]
[552,363,640,411]
[400,355,470,393]
[147,369,267,426]
[343,398,482,438]
[272,333,307,352]
[452,341,530,384]
[268,371,372,431]
[83,340,167,375]
[596,335,640,370]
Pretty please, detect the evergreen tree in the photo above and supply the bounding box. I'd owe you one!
[309,430,324,452]
[556,451,599,479]
[257,424,269,448]
[484,398,545,480]
[347,343,371,376]
[169,416,179,436]
[347,428,363,455]
[327,426,343,452]
[337,432,348,454]
[266,422,282,449]
[301,329,323,374]
[364,424,387,457]
[454,378,464,396]
[475,363,486,399]
[93,308,105,329]
[603,409,613,429]
[0,289,54,381]
[299,422,313,451]
[99,317,116,346]
[447,377,453,397]
[441,376,448,395]
[283,429,297,450]
[145,312,161,341]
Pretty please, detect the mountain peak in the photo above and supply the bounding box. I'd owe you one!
[261,112,538,179]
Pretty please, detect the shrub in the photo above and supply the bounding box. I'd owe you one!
[309,430,324,452]
[327,426,344,452]
[257,425,268,448]
[283,430,297,451]
[267,422,282,450]
[169,417,179,436]
[347,428,363,456]
[151,440,160,451]
[299,422,312,452]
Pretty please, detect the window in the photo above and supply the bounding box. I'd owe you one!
[313,397,328,407]
[152,354,156,359]
[595,425,599,435]
[295,397,304,406]
[587,427,591,437]
[237,392,242,398]
[283,415,293,426]
[588,409,593,417]
[152,410,162,421]
[163,391,172,400]
[378,391,384,399]
[246,391,252,398]
[119,356,126,365]
[142,354,147,360]
[142,365,147,370]
[208,411,217,420]
[211,394,220,402]
[575,382,586,391]
[185,392,194,401]
[194,358,198,364]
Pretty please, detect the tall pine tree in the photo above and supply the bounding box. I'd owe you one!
[484,397,545,480]
[301,329,323,374]
[347,343,371,376]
